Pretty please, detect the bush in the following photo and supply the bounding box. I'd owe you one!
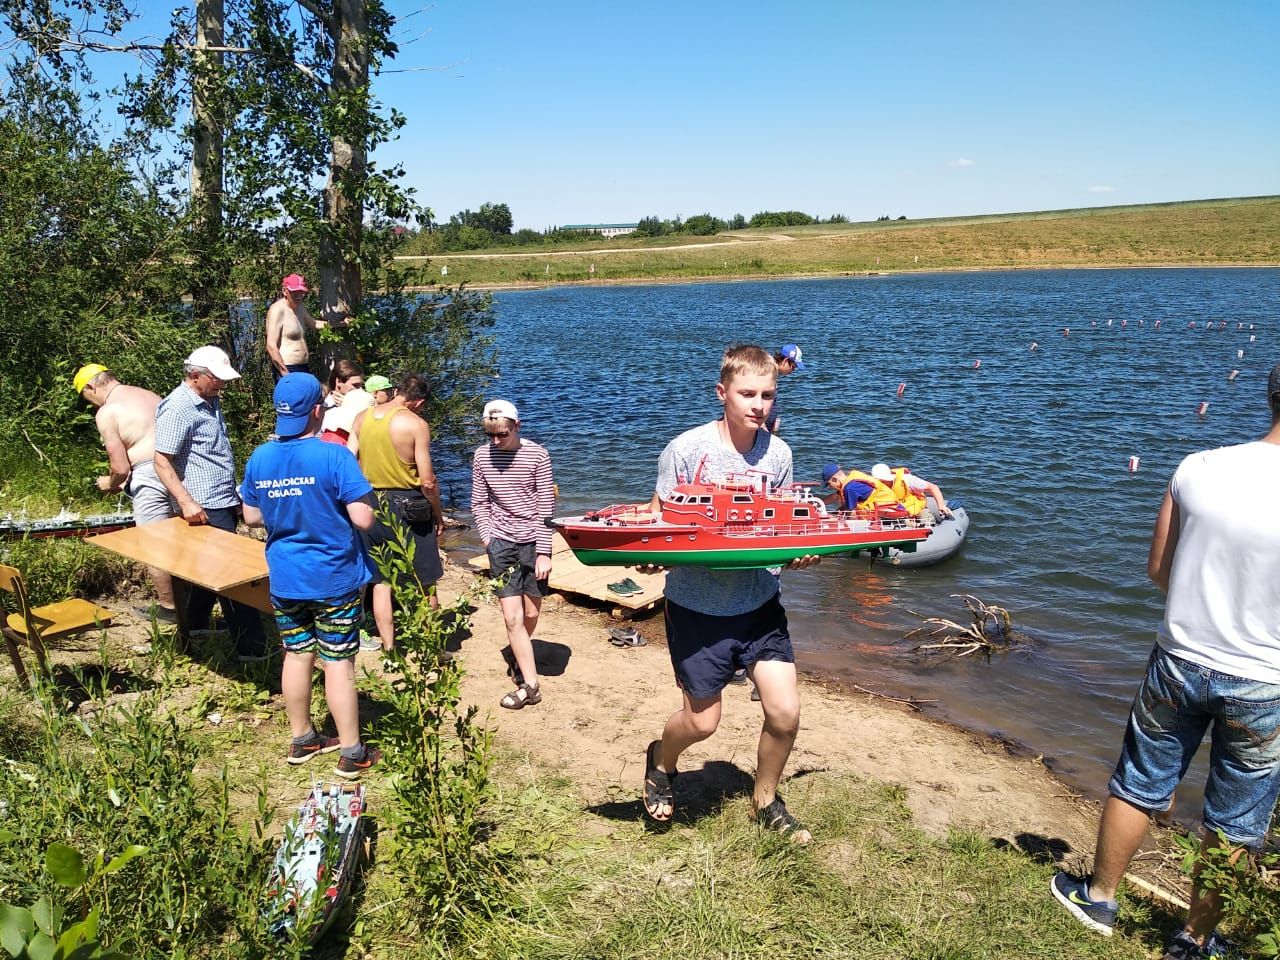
[1174,829,1280,957]
[0,680,274,958]
[365,513,503,943]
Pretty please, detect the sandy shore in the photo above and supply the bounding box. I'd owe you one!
[443,558,1102,853]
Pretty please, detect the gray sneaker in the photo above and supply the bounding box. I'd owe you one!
[1050,873,1116,937]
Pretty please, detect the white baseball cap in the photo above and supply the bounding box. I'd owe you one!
[483,399,519,421]
[185,346,241,381]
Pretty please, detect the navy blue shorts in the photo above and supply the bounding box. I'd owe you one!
[664,593,793,700]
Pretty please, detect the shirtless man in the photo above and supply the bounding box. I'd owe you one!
[349,374,445,650]
[265,274,341,382]
[74,363,176,620]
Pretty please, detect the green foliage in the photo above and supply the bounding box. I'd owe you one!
[0,539,141,608]
[1173,830,1280,957]
[0,680,274,958]
[365,511,503,942]
[0,839,136,959]
[748,210,816,227]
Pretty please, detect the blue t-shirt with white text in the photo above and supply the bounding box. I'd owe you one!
[240,437,374,601]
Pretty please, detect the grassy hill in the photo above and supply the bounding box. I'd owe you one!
[398,196,1280,288]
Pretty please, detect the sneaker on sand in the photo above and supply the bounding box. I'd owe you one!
[335,746,382,780]
[728,667,748,685]
[1050,873,1116,937]
[1163,930,1235,960]
[358,630,381,652]
[286,734,341,765]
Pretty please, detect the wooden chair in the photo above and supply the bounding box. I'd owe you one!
[0,564,115,690]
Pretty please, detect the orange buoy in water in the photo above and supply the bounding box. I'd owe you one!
[972,359,981,369]
[1189,321,1196,328]
[1155,320,1162,329]
[1198,402,1209,417]
[1063,327,1070,336]
[1128,456,1140,473]
[1121,319,1128,327]
[1238,349,1245,359]
[896,382,906,398]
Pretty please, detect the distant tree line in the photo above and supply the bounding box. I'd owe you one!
[400,204,858,253]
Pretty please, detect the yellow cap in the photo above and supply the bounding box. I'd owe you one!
[73,363,109,394]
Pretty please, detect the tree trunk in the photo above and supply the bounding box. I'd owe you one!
[190,0,225,326]
[318,0,368,325]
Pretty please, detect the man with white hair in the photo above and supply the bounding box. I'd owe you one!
[153,346,268,660]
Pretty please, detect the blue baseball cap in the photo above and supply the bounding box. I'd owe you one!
[821,463,840,484]
[274,372,323,436]
[779,344,806,369]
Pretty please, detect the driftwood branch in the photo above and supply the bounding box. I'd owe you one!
[906,594,1024,657]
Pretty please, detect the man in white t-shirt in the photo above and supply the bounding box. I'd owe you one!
[1052,363,1280,960]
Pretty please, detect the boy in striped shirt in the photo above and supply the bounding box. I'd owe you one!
[470,400,556,710]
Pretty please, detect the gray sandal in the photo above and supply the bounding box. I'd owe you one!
[500,681,541,709]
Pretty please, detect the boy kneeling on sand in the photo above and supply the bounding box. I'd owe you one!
[642,344,818,841]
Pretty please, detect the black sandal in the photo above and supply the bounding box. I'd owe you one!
[642,739,676,822]
[756,798,812,844]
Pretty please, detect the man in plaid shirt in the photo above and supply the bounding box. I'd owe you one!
[153,346,268,661]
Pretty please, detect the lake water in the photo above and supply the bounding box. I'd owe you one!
[442,267,1279,814]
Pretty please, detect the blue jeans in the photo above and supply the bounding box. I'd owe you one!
[186,506,267,657]
[1108,645,1280,848]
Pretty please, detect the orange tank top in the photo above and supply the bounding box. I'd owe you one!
[358,407,420,490]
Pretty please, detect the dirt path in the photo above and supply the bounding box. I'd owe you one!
[444,562,1100,855]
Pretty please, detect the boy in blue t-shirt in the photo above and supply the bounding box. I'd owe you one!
[241,373,381,780]
[642,345,819,843]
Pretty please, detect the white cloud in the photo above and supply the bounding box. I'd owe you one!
[1087,185,1117,193]
[947,157,976,168]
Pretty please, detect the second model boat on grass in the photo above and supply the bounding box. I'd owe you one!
[553,461,933,570]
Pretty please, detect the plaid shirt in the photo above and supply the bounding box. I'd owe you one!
[154,383,240,509]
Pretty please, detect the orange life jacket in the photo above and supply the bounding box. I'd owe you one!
[836,468,926,517]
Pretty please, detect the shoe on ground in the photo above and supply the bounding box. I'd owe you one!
[750,684,761,702]
[335,746,381,780]
[236,649,276,664]
[133,603,178,624]
[728,667,748,685]
[286,734,341,765]
[1162,930,1235,960]
[358,630,381,652]
[1050,872,1116,937]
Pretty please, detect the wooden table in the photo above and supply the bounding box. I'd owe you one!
[86,517,272,622]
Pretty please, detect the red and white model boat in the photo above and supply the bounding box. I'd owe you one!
[553,462,932,570]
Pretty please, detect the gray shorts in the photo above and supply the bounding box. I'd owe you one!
[128,461,174,525]
[486,537,548,599]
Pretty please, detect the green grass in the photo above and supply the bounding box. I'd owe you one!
[397,196,1280,289]
[356,756,1175,959]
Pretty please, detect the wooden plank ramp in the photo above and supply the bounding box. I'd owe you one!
[467,532,665,618]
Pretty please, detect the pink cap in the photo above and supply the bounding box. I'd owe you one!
[282,273,309,293]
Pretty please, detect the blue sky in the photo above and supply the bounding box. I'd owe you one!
[372,1,1277,229]
[42,1,1279,230]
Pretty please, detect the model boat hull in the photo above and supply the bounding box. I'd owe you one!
[556,517,932,570]
[262,783,365,945]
